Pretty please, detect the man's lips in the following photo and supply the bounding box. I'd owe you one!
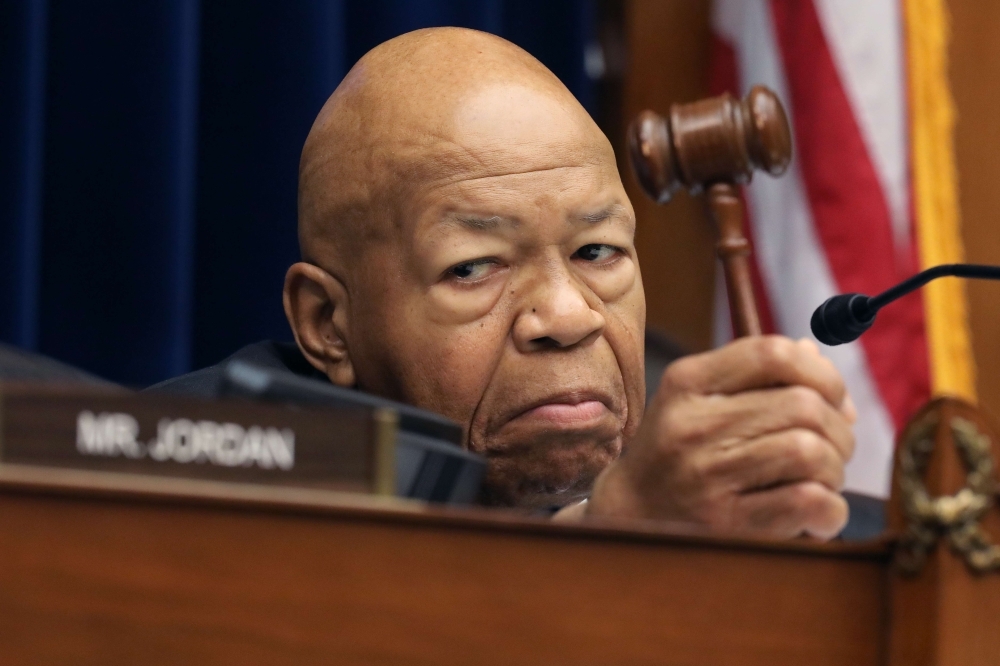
[522,400,608,425]
[504,391,615,429]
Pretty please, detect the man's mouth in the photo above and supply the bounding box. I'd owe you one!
[505,391,615,430]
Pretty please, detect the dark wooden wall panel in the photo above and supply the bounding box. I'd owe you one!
[949,0,1000,422]
[620,0,716,353]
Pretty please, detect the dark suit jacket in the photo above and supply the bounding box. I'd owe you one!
[0,342,116,386]
[145,340,325,398]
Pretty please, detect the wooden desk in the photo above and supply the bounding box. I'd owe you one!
[0,464,889,666]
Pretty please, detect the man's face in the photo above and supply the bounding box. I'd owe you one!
[346,84,646,507]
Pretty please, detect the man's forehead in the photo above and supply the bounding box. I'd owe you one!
[298,28,620,264]
[395,100,628,242]
[404,153,623,214]
[362,84,600,181]
[442,203,634,231]
[452,84,590,144]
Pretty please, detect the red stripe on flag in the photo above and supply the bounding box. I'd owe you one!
[769,0,929,429]
[708,33,740,102]
[709,33,779,336]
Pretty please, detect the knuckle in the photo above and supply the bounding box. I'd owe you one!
[662,358,698,393]
[658,405,701,448]
[793,481,842,518]
[790,431,845,489]
[757,335,795,373]
[789,481,828,511]
[787,386,826,426]
[788,429,825,470]
[687,451,720,486]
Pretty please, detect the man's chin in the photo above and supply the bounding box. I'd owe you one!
[473,434,622,509]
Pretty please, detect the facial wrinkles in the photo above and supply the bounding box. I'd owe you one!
[298,29,602,256]
[405,188,613,332]
[295,29,647,506]
[603,275,646,441]
[463,309,517,451]
[406,170,637,418]
[479,256,614,426]
[600,309,639,441]
[403,230,582,451]
[394,145,604,219]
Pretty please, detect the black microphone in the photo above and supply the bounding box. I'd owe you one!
[811,263,1000,346]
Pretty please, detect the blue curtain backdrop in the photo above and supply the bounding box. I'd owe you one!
[0,0,597,386]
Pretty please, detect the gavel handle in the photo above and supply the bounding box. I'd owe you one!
[707,182,762,338]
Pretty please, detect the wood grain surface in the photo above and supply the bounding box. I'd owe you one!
[0,469,888,666]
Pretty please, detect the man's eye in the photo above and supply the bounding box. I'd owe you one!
[449,259,496,280]
[574,244,619,262]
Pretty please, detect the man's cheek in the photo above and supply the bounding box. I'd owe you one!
[604,295,647,435]
[413,325,507,421]
[587,257,638,303]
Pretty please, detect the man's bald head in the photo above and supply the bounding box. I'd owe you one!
[286,28,644,508]
[298,27,610,268]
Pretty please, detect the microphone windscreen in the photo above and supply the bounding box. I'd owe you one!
[811,294,876,346]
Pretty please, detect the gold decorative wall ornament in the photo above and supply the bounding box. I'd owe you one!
[897,414,1000,574]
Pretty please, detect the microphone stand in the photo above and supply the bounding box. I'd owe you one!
[868,263,1000,313]
[812,263,1000,345]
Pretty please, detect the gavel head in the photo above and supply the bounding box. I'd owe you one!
[627,85,792,203]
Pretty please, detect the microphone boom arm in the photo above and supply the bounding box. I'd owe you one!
[812,263,1000,346]
[869,263,1000,311]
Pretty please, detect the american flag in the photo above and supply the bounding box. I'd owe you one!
[709,0,974,497]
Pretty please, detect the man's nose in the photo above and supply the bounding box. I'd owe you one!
[512,269,606,352]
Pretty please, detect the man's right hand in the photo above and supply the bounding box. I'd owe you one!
[586,335,857,540]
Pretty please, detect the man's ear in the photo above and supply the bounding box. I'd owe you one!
[283,262,356,387]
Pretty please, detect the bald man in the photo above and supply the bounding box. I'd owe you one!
[153,28,857,539]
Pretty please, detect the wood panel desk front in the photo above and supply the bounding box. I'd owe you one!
[0,465,889,666]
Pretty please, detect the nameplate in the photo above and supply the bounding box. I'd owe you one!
[0,383,396,494]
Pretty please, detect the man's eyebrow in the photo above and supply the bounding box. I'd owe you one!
[447,214,518,230]
[576,203,632,225]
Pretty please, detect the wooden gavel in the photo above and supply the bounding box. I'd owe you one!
[627,86,792,337]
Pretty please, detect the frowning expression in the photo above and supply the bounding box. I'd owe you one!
[343,84,646,507]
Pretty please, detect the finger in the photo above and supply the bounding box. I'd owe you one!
[661,335,847,410]
[796,338,858,424]
[841,392,858,424]
[732,481,849,541]
[799,337,857,424]
[662,385,856,461]
[692,428,845,493]
[796,336,821,356]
